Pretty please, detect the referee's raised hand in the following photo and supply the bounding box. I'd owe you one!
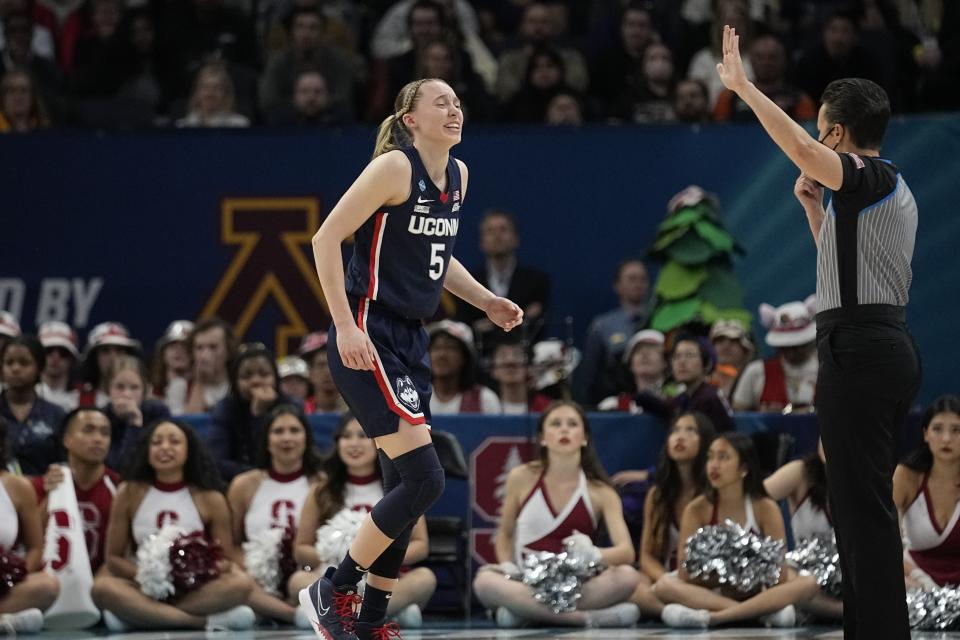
[716,25,749,94]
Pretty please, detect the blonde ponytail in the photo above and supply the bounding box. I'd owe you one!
[372,113,400,158]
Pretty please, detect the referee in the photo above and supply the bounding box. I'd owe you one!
[716,26,920,639]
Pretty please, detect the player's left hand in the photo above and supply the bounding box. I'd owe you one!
[716,25,749,93]
[485,297,523,332]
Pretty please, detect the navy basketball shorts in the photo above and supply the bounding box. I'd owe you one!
[327,297,433,438]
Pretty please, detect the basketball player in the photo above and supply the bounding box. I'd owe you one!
[304,77,522,640]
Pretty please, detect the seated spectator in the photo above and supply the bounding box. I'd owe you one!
[454,209,550,353]
[149,320,194,415]
[473,402,641,629]
[577,259,650,405]
[0,0,54,60]
[369,0,436,116]
[36,321,80,412]
[732,296,817,414]
[259,0,361,64]
[627,412,715,618]
[208,343,290,481]
[0,335,65,475]
[69,0,126,99]
[90,419,255,631]
[259,7,353,118]
[102,354,170,470]
[707,319,754,399]
[669,335,734,433]
[653,432,818,629]
[490,339,551,415]
[417,38,494,122]
[31,407,120,573]
[176,59,250,128]
[182,317,237,414]
[0,12,62,116]
[162,0,258,73]
[686,0,754,107]
[714,34,816,123]
[114,9,185,119]
[0,417,59,634]
[78,321,140,407]
[227,404,321,628]
[288,414,435,628]
[297,331,346,414]
[857,0,920,113]
[503,45,574,122]
[266,68,351,126]
[599,329,670,417]
[895,396,960,590]
[0,66,50,131]
[544,90,583,125]
[496,1,588,103]
[613,41,677,123]
[673,78,710,124]
[371,0,496,92]
[277,355,310,403]
[793,10,882,105]
[764,439,841,621]
[0,311,19,355]
[427,320,500,415]
[591,3,659,108]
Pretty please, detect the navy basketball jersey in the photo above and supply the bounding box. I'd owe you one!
[344,146,462,319]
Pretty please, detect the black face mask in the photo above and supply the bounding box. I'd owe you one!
[818,125,840,151]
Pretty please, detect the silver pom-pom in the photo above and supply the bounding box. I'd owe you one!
[517,541,605,613]
[243,528,285,596]
[786,535,841,596]
[682,518,784,594]
[315,508,367,566]
[135,525,184,600]
[908,586,960,630]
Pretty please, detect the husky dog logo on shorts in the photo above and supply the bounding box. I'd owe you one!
[396,375,420,411]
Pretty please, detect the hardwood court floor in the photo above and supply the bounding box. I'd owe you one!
[30,621,960,639]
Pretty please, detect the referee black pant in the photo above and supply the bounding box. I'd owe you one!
[816,304,921,640]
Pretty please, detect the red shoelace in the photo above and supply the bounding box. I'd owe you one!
[370,622,402,640]
[333,591,364,633]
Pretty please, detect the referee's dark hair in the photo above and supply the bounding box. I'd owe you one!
[821,78,891,150]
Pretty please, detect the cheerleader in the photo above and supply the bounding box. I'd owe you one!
[91,419,255,631]
[227,404,322,625]
[630,412,715,617]
[0,417,59,634]
[472,402,641,628]
[288,415,436,627]
[654,432,818,628]
[894,395,960,590]
[33,407,120,573]
[764,439,842,620]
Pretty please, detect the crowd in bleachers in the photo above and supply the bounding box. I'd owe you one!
[1,0,958,131]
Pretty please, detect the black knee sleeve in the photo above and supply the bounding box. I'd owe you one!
[368,523,412,579]
[370,443,445,539]
[378,449,400,494]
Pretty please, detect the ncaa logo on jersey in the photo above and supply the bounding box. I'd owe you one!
[395,375,420,411]
[418,179,427,192]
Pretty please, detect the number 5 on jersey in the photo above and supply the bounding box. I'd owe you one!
[429,243,445,280]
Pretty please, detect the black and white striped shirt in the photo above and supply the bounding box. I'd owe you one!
[816,153,918,312]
